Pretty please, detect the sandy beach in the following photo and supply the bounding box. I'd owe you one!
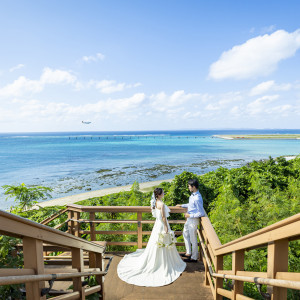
[37,178,173,208]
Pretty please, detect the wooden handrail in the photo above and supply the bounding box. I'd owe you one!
[40,208,68,225]
[0,210,105,253]
[198,212,300,300]
[67,203,186,213]
[0,270,107,285]
[215,213,300,255]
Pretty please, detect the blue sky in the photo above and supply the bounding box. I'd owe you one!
[0,0,300,132]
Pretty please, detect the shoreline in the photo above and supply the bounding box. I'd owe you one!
[37,155,298,208]
[36,178,173,208]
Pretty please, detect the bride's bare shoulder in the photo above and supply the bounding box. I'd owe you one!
[156,200,164,209]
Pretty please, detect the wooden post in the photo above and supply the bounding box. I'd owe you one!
[137,212,142,249]
[68,210,74,235]
[72,248,85,299]
[96,252,104,299]
[89,251,103,299]
[74,212,81,237]
[198,221,202,262]
[23,237,45,300]
[214,255,223,300]
[267,239,289,300]
[90,212,96,241]
[232,250,244,299]
[204,256,209,286]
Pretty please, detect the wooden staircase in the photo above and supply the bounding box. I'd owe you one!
[1,206,300,299]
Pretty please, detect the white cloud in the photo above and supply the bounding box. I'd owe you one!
[247,95,279,115]
[15,93,146,119]
[0,68,78,97]
[9,64,25,72]
[82,52,105,62]
[205,104,220,111]
[266,104,292,116]
[40,68,77,85]
[150,90,203,112]
[250,80,275,96]
[209,29,300,80]
[261,25,276,34]
[250,80,292,96]
[89,80,141,94]
[0,76,43,97]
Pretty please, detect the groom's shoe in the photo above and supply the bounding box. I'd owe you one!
[180,253,191,258]
[183,258,198,263]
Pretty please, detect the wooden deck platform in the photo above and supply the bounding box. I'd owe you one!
[104,253,213,300]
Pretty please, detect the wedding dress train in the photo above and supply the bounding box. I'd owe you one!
[117,204,186,287]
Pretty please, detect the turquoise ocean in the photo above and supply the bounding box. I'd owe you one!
[1,129,299,209]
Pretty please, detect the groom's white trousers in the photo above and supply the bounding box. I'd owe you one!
[183,218,199,260]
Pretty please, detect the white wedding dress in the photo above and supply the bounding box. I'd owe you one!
[117,204,186,287]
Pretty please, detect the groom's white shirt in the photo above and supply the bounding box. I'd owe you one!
[181,191,205,218]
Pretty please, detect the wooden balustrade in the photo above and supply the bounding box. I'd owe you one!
[0,210,107,300]
[198,212,300,300]
[2,203,299,300]
[63,204,300,299]
[65,204,187,249]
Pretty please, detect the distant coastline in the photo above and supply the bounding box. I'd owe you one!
[213,134,300,140]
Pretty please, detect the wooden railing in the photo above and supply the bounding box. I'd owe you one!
[65,204,187,248]
[198,212,300,300]
[0,209,107,300]
[4,204,299,300]
[61,204,300,300]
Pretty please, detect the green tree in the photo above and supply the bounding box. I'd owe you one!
[3,183,52,211]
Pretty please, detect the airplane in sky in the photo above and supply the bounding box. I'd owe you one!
[82,121,91,124]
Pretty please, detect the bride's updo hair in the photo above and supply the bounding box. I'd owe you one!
[152,188,163,209]
[154,188,163,200]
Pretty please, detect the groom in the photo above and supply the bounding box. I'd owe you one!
[176,178,205,262]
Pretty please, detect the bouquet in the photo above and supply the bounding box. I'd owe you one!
[156,231,176,249]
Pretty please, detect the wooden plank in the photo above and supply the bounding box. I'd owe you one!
[90,212,96,241]
[276,272,300,281]
[236,271,267,278]
[74,212,81,238]
[215,255,223,300]
[23,237,45,300]
[233,250,244,300]
[44,268,79,274]
[0,268,35,277]
[68,210,74,235]
[96,252,104,299]
[236,294,254,300]
[201,215,222,252]
[137,212,142,249]
[41,208,68,225]
[219,270,234,275]
[49,291,80,300]
[217,288,232,299]
[85,285,101,296]
[72,248,85,299]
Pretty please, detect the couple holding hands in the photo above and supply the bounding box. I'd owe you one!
[117,178,205,287]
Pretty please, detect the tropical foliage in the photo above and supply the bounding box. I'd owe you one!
[1,156,299,299]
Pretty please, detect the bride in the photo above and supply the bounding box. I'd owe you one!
[117,188,186,287]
